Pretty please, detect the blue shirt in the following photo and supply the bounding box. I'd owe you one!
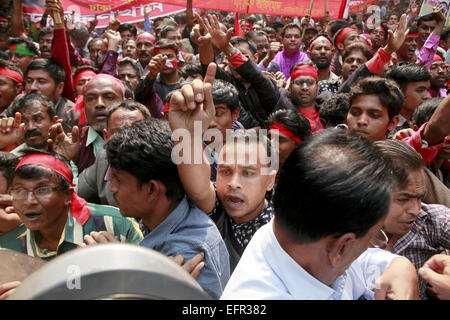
[140,197,230,299]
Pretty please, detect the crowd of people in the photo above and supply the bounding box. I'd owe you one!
[0,0,449,300]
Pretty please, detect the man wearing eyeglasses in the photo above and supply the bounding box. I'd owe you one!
[288,62,323,134]
[0,150,143,261]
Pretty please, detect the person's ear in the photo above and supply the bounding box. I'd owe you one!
[337,43,344,53]
[64,188,74,205]
[146,180,163,202]
[231,107,240,122]
[55,81,64,97]
[326,233,356,268]
[387,115,399,132]
[51,115,60,124]
[15,83,23,95]
[102,128,108,142]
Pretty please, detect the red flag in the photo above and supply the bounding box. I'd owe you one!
[234,12,243,36]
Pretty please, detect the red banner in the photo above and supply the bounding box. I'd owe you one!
[347,0,375,15]
[22,0,344,27]
[22,1,186,28]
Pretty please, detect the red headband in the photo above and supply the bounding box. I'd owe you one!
[359,34,375,52]
[307,36,334,54]
[72,74,125,127]
[136,34,156,44]
[335,27,354,47]
[15,154,91,225]
[163,101,170,113]
[241,20,253,27]
[91,74,126,95]
[290,65,318,82]
[73,70,97,89]
[269,123,303,143]
[433,54,444,63]
[154,47,178,56]
[406,33,418,38]
[376,25,386,33]
[0,67,23,83]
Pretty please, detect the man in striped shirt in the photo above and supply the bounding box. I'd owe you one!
[0,149,143,261]
[375,139,450,299]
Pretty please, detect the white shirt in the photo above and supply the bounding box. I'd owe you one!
[221,220,400,300]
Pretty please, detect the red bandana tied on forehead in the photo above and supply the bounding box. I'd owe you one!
[15,154,91,225]
[307,35,334,54]
[136,34,156,44]
[433,54,444,63]
[73,70,97,90]
[0,67,23,84]
[269,123,303,143]
[335,27,354,47]
[290,64,318,82]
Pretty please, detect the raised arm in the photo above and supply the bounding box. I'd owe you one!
[423,93,450,145]
[47,0,75,102]
[168,63,217,214]
[416,5,446,69]
[11,0,26,38]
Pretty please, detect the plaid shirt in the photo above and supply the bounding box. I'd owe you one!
[393,203,450,299]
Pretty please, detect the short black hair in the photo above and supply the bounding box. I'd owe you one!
[87,37,103,50]
[38,26,53,40]
[117,57,142,79]
[375,139,424,191]
[8,37,39,56]
[343,42,373,61]
[212,79,239,112]
[417,14,435,29]
[118,23,137,37]
[0,58,22,83]
[25,58,65,85]
[160,25,178,39]
[230,36,257,55]
[349,77,404,120]
[386,63,432,92]
[411,97,442,127]
[106,100,151,128]
[106,119,184,201]
[319,93,350,127]
[0,151,19,187]
[441,26,450,42]
[273,128,393,243]
[266,108,311,142]
[13,148,72,190]
[326,19,348,38]
[262,27,276,35]
[180,62,203,79]
[71,23,90,41]
[10,93,56,120]
[281,23,302,38]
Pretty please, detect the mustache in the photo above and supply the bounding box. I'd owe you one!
[24,129,42,139]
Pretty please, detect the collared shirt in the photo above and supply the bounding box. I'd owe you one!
[271,50,310,80]
[416,33,441,69]
[140,196,230,299]
[221,220,400,300]
[392,203,450,299]
[0,203,143,261]
[86,126,104,159]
